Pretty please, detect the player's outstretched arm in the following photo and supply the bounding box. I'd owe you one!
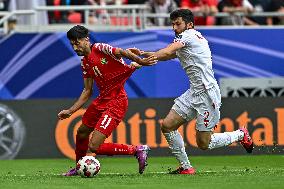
[150,42,183,61]
[126,47,142,56]
[141,51,155,58]
[126,48,155,58]
[115,48,157,66]
[58,78,94,120]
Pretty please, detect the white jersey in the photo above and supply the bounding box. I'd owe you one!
[174,29,218,94]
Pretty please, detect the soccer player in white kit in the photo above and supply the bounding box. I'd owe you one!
[138,9,254,174]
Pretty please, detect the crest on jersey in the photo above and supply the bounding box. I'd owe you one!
[100,58,108,64]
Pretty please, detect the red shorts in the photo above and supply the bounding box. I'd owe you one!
[82,97,128,137]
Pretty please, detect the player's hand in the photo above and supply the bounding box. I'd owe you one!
[130,62,142,69]
[140,55,158,66]
[126,48,142,56]
[58,109,72,120]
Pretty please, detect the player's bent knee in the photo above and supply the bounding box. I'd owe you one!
[198,144,209,150]
[77,125,93,139]
[197,140,210,150]
[77,130,89,139]
[77,127,84,134]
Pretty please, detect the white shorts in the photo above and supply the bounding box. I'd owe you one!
[172,86,221,132]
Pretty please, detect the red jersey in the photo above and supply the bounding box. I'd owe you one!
[81,43,135,101]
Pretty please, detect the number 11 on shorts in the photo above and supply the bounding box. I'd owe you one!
[100,115,112,129]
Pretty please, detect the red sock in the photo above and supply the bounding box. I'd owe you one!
[75,135,89,162]
[95,143,137,156]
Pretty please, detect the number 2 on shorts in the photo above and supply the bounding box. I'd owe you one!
[204,111,209,127]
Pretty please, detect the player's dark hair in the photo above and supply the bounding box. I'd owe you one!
[170,9,194,26]
[67,25,89,40]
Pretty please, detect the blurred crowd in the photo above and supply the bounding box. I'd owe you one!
[0,0,284,29]
[46,0,284,26]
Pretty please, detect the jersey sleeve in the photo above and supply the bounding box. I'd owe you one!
[93,42,126,65]
[173,32,190,47]
[93,43,117,57]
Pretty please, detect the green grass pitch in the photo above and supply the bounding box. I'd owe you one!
[0,155,283,189]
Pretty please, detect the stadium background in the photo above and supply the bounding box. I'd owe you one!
[0,28,284,159]
[1,29,284,99]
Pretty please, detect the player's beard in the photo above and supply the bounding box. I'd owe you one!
[174,26,187,35]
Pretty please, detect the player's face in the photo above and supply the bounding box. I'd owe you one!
[70,38,88,56]
[172,17,193,35]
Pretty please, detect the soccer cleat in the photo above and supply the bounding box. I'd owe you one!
[63,168,78,176]
[169,166,196,175]
[239,127,254,153]
[135,145,150,174]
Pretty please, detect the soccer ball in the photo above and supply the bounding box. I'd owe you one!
[76,156,101,177]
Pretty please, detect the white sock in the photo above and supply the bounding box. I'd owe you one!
[208,130,244,150]
[164,130,192,169]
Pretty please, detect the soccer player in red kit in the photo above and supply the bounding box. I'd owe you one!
[58,25,157,176]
